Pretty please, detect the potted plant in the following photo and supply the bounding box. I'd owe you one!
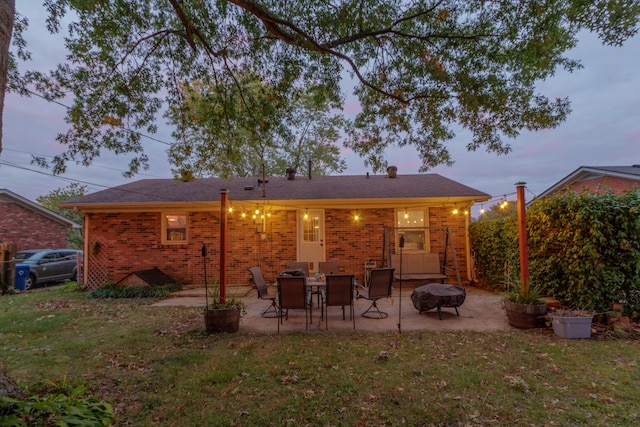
[501,263,548,329]
[548,308,594,339]
[204,281,246,334]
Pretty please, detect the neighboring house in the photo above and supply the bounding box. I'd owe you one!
[536,165,640,199]
[0,188,80,250]
[60,171,490,289]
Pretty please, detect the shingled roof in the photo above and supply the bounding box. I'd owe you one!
[537,165,640,199]
[60,173,490,209]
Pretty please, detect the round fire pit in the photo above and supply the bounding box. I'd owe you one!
[410,283,466,319]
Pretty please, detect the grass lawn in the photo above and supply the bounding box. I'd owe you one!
[1,285,640,426]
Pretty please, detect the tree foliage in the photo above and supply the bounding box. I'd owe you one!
[10,0,640,176]
[36,183,86,249]
[166,72,347,179]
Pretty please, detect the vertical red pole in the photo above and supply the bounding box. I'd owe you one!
[220,189,229,304]
[515,182,529,294]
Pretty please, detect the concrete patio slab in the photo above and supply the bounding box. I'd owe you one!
[152,285,513,333]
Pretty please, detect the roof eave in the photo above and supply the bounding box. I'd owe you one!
[63,195,491,213]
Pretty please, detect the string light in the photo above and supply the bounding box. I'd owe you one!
[303,209,309,220]
[479,205,485,214]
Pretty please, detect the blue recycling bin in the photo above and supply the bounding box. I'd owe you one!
[14,264,30,291]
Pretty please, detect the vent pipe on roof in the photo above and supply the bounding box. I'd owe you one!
[308,159,312,179]
[387,165,398,178]
[286,168,296,180]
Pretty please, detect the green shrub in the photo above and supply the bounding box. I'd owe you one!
[470,214,518,288]
[85,283,182,299]
[528,190,640,313]
[471,190,640,316]
[0,379,115,426]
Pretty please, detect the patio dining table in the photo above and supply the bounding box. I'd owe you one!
[306,276,326,308]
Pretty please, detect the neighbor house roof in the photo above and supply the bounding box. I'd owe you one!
[60,173,490,211]
[537,165,640,199]
[0,188,80,227]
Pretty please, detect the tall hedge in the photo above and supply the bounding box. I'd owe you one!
[470,190,640,315]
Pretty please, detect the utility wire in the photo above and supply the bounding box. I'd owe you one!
[23,88,173,147]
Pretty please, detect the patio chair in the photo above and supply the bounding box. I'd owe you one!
[277,276,311,332]
[357,267,395,319]
[322,274,355,330]
[248,266,280,318]
[287,261,310,277]
[288,261,314,305]
[318,261,340,275]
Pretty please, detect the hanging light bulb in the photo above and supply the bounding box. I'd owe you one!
[354,214,360,221]
[452,206,458,215]
[241,212,246,219]
[228,205,233,213]
[404,208,409,220]
[303,209,309,220]
[480,205,485,214]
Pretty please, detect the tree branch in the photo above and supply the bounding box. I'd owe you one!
[228,0,409,103]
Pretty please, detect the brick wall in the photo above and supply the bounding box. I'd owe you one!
[85,207,471,287]
[0,201,70,250]
[567,177,639,195]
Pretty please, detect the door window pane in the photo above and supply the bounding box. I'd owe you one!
[303,214,319,242]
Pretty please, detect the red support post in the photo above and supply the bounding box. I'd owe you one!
[219,189,229,304]
[515,182,529,294]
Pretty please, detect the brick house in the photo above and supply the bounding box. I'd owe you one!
[537,165,640,198]
[60,172,490,289]
[0,188,79,250]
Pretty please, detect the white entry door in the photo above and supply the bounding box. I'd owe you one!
[297,209,325,272]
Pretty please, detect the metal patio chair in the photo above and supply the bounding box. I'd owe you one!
[322,274,355,330]
[277,276,311,332]
[358,268,395,319]
[248,266,280,318]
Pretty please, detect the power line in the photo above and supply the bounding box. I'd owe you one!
[2,147,167,179]
[23,88,174,147]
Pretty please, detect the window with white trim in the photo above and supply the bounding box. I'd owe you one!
[162,213,188,243]
[396,209,430,252]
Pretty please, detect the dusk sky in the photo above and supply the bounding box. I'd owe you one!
[1,4,639,216]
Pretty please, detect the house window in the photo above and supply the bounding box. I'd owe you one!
[163,213,187,243]
[396,209,429,252]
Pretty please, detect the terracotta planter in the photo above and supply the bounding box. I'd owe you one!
[204,307,241,333]
[504,300,548,329]
[549,313,593,339]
